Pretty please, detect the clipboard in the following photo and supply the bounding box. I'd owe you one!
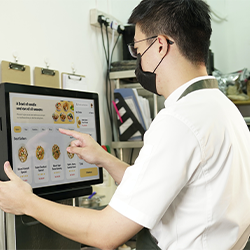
[1,60,31,85]
[61,72,87,91]
[34,67,60,89]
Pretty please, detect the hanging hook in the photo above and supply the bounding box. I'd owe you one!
[44,57,50,69]
[42,57,55,76]
[13,51,19,63]
[71,63,76,74]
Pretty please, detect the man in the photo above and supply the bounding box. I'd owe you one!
[1,0,250,249]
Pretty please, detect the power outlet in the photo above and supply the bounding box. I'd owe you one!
[89,9,123,30]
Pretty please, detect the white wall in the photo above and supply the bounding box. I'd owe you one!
[0,0,248,144]
[208,0,250,73]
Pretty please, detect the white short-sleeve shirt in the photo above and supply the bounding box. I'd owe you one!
[109,76,250,250]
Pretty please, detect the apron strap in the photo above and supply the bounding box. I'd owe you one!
[136,228,161,250]
[178,78,218,101]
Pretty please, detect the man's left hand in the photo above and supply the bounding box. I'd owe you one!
[0,161,33,215]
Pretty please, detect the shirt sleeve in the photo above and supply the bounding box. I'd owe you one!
[109,113,202,229]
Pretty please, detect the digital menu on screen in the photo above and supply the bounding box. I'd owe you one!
[9,92,100,189]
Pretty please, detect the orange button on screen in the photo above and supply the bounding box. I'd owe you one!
[14,126,22,133]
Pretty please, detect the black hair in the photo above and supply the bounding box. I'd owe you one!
[128,0,212,65]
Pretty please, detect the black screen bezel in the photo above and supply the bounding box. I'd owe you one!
[3,83,102,200]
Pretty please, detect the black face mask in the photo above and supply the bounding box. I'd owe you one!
[135,53,166,96]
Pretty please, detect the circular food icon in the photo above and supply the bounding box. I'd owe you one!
[60,112,66,122]
[67,113,73,122]
[18,146,28,163]
[55,102,62,111]
[52,144,61,160]
[52,112,59,122]
[78,119,81,125]
[67,144,74,159]
[70,103,74,111]
[63,102,69,112]
[36,146,45,160]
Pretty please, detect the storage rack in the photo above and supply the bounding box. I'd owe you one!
[109,70,159,161]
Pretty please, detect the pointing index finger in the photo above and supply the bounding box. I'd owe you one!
[59,128,82,140]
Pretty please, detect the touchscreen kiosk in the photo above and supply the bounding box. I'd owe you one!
[0,83,102,200]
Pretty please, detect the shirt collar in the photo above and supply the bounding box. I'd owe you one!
[164,76,216,108]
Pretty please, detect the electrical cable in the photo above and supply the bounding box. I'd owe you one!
[109,28,115,70]
[106,25,122,143]
[105,25,112,122]
[99,21,114,145]
[211,9,228,23]
[203,0,227,23]
[99,20,111,119]
[109,34,121,150]
[107,25,121,157]
[105,25,110,69]
[109,34,121,137]
[111,33,121,64]
[98,18,122,157]
[100,23,108,64]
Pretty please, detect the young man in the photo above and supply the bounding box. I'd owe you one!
[1,0,250,249]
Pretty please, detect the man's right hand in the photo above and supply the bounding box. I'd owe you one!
[59,128,108,167]
[59,128,129,184]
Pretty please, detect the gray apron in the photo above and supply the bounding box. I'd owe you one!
[136,78,218,250]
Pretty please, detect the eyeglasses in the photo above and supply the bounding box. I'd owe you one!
[127,36,174,58]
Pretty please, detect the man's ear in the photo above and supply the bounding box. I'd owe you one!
[157,35,172,56]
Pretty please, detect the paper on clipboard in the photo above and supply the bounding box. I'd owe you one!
[62,73,88,91]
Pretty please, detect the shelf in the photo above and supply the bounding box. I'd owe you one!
[112,141,143,149]
[119,82,141,89]
[110,70,157,156]
[109,70,135,79]
[232,99,250,105]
